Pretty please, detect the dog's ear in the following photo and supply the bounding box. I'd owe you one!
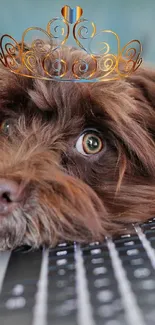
[92,66,155,176]
[129,67,155,108]
[127,66,155,140]
[118,67,155,174]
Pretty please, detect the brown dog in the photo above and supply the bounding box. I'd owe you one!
[0,45,155,250]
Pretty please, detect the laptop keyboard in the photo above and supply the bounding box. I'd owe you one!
[0,219,155,325]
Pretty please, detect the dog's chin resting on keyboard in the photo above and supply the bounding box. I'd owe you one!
[0,46,155,250]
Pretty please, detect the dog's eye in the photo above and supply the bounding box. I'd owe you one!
[0,120,11,135]
[76,131,103,155]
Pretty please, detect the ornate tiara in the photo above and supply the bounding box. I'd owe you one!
[0,5,142,82]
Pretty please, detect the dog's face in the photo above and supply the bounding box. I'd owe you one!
[0,47,155,250]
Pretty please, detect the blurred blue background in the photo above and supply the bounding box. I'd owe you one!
[0,0,155,63]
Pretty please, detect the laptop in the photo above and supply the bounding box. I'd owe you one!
[0,219,155,325]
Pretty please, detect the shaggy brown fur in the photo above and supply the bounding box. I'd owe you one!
[0,45,155,250]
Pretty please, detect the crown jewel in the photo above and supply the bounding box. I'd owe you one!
[0,5,142,82]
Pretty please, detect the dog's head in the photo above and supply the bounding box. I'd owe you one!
[0,46,155,250]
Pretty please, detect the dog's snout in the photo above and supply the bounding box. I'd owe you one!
[0,179,20,202]
[0,179,21,215]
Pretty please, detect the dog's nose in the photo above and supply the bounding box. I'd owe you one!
[0,179,21,215]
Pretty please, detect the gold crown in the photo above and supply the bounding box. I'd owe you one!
[0,5,142,82]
